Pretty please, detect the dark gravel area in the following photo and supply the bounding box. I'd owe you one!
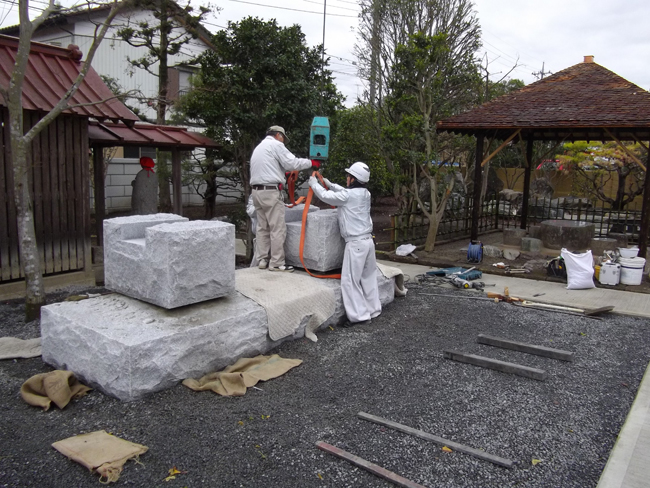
[1,282,649,487]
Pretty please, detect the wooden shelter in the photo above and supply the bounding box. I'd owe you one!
[0,35,139,292]
[436,56,650,258]
[0,36,220,296]
[89,121,220,246]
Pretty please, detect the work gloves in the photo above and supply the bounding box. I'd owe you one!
[311,159,321,170]
[308,176,319,188]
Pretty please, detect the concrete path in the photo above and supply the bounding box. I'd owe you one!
[377,259,650,487]
[377,260,650,318]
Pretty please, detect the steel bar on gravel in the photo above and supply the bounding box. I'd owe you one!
[477,334,574,362]
[316,441,427,488]
[357,412,514,469]
[443,350,548,381]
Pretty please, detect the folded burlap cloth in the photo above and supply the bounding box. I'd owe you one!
[182,354,302,396]
[0,337,41,359]
[52,430,148,483]
[20,370,92,411]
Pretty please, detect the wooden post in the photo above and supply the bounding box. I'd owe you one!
[471,135,483,241]
[521,137,533,230]
[92,147,105,247]
[172,148,182,216]
[638,148,650,259]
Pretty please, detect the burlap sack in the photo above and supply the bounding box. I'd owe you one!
[20,370,92,411]
[52,430,148,483]
[183,354,303,396]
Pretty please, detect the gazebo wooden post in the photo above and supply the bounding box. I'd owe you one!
[92,147,105,247]
[172,148,182,216]
[638,157,650,259]
[520,137,533,230]
[471,135,484,241]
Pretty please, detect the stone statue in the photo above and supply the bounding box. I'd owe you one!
[131,156,158,215]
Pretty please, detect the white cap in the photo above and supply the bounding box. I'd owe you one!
[345,162,370,183]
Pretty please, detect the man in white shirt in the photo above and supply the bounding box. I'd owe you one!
[249,125,319,272]
[309,162,381,326]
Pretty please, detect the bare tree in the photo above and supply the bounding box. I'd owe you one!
[0,0,127,320]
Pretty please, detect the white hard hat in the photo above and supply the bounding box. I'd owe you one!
[345,162,370,183]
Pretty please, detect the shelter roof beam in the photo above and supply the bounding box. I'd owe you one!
[604,128,646,171]
[481,129,520,167]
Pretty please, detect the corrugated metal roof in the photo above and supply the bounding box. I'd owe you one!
[88,121,221,149]
[0,34,139,123]
[437,60,650,141]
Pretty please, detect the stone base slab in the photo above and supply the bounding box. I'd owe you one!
[41,268,396,401]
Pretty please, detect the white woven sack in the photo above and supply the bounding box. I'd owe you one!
[561,248,596,290]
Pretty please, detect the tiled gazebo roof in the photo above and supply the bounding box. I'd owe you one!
[437,57,650,141]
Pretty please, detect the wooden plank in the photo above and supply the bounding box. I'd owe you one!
[57,116,69,271]
[316,441,428,488]
[477,334,574,362]
[358,412,515,469]
[51,117,62,272]
[73,117,85,271]
[93,147,105,247]
[40,121,54,274]
[4,109,21,280]
[0,108,10,281]
[172,149,182,215]
[30,112,46,275]
[78,120,91,275]
[443,350,547,381]
[65,116,76,270]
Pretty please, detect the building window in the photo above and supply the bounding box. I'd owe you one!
[123,146,157,159]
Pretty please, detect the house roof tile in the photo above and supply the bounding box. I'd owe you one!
[0,34,139,123]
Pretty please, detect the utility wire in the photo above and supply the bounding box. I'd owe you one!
[224,0,357,18]
[300,0,359,13]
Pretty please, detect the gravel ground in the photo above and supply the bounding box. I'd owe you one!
[1,281,649,488]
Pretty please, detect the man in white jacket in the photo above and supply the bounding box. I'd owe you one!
[250,126,318,272]
[309,162,381,326]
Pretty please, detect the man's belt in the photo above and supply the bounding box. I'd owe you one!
[251,184,280,190]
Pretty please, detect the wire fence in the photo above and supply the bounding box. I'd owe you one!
[385,194,643,249]
[501,197,643,243]
[383,193,501,248]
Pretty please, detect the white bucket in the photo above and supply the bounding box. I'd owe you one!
[619,257,646,285]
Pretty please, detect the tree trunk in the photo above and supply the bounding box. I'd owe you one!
[12,139,45,321]
[156,0,173,212]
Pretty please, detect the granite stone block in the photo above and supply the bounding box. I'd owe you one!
[104,215,235,308]
[284,209,345,272]
[41,268,396,401]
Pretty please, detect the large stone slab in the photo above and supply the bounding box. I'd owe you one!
[104,215,235,309]
[285,209,345,272]
[540,220,594,251]
[41,268,397,401]
[285,204,319,223]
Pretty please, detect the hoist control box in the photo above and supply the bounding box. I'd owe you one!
[309,116,330,160]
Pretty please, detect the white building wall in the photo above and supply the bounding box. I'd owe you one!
[32,8,231,214]
[91,159,244,215]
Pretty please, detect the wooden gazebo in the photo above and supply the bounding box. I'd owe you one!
[437,56,650,258]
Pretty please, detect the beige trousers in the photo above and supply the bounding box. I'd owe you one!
[252,189,287,267]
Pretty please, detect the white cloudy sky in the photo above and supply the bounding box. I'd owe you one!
[2,0,650,106]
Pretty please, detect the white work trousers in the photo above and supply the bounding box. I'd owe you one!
[252,189,286,268]
[341,238,382,323]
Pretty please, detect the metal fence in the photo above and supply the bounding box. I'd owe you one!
[385,194,642,249]
[384,193,501,248]
[501,197,643,243]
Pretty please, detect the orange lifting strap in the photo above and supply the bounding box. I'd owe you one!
[298,171,341,280]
